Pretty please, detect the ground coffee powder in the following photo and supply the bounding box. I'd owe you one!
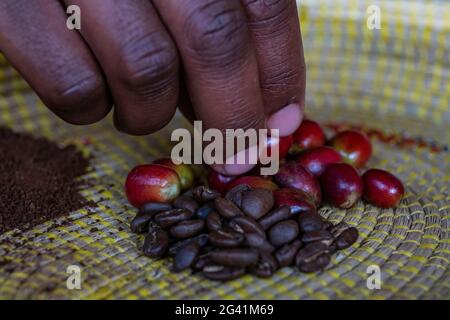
[0,127,93,234]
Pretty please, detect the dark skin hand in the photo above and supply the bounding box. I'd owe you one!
[0,0,306,175]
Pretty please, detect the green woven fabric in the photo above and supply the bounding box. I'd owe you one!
[0,0,449,299]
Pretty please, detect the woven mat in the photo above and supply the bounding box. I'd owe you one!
[0,0,449,299]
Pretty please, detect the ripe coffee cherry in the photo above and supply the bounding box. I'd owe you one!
[330,130,372,168]
[275,161,321,206]
[153,158,195,191]
[296,146,342,177]
[362,169,404,208]
[267,135,294,160]
[291,120,326,153]
[320,163,363,209]
[208,170,236,195]
[227,176,279,192]
[274,188,316,215]
[125,164,181,208]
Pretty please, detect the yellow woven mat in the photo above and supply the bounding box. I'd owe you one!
[0,0,449,299]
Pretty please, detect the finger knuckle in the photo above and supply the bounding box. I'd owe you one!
[262,63,304,93]
[114,110,174,136]
[118,32,179,94]
[221,101,265,131]
[47,72,105,113]
[242,0,292,25]
[243,0,296,26]
[185,0,249,65]
[227,112,265,132]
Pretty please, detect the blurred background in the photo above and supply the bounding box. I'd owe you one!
[299,0,449,140]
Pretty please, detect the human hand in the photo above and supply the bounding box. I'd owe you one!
[0,0,305,174]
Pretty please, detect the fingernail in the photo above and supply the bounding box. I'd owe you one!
[211,145,258,176]
[267,103,303,137]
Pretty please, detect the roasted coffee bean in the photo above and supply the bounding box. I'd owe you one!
[170,220,205,239]
[244,233,275,253]
[206,211,223,232]
[301,230,334,246]
[143,225,169,258]
[215,197,244,219]
[268,220,299,247]
[209,229,245,248]
[334,227,358,250]
[169,234,209,255]
[136,183,355,280]
[322,221,333,230]
[130,212,154,234]
[196,201,215,220]
[258,206,291,231]
[225,184,252,207]
[202,265,246,281]
[173,195,199,213]
[275,239,302,268]
[295,242,329,266]
[241,188,274,220]
[192,254,211,271]
[229,216,265,238]
[173,242,200,272]
[139,202,173,215]
[249,252,278,278]
[329,221,349,238]
[192,186,221,202]
[196,233,210,247]
[328,243,338,254]
[297,253,331,273]
[210,248,259,267]
[199,244,215,256]
[298,212,324,233]
[154,209,193,228]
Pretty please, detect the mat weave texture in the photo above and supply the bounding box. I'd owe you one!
[0,0,449,299]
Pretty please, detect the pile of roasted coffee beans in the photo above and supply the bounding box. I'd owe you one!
[130,185,358,281]
[125,120,406,281]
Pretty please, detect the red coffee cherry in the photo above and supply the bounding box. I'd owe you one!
[125,164,181,208]
[362,169,405,208]
[296,146,342,177]
[320,163,363,209]
[227,176,279,192]
[153,158,195,191]
[208,170,236,195]
[275,161,321,206]
[291,120,326,153]
[330,130,372,168]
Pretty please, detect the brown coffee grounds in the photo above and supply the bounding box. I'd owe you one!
[0,127,94,234]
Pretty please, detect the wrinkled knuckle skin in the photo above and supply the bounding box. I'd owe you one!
[114,110,174,136]
[185,0,249,65]
[118,32,179,96]
[46,73,107,123]
[221,100,266,131]
[114,99,177,135]
[242,0,292,25]
[226,112,265,132]
[262,64,303,95]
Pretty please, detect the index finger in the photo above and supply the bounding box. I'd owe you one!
[154,0,266,132]
[153,0,267,175]
[242,0,306,137]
